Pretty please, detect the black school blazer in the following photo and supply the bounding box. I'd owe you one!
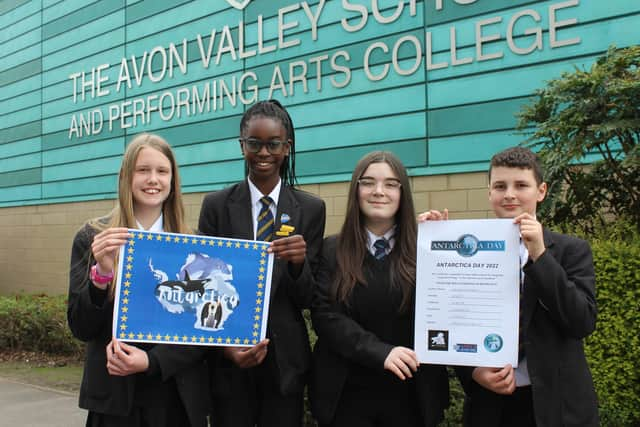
[310,235,450,427]
[457,228,599,427]
[68,224,210,426]
[198,181,326,395]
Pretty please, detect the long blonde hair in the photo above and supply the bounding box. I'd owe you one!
[89,133,189,295]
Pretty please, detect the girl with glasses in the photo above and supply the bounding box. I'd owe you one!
[310,151,449,427]
[198,100,326,427]
[68,133,210,427]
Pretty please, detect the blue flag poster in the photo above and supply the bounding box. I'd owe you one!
[113,229,273,347]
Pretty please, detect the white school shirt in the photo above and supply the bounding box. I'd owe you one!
[515,239,531,387]
[136,213,164,232]
[248,178,281,240]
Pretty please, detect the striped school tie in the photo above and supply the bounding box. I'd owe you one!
[373,238,389,260]
[256,197,274,242]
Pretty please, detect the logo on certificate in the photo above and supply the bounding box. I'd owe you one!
[431,234,505,257]
[483,334,503,352]
[453,343,478,353]
[428,330,448,351]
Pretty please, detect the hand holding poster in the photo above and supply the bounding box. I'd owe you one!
[415,219,520,367]
[113,230,273,347]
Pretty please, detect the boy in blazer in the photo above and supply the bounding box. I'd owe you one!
[456,147,598,426]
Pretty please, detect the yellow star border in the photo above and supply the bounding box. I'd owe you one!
[116,230,269,347]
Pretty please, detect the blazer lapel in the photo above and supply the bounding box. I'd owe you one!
[269,186,301,297]
[522,228,555,329]
[227,182,253,240]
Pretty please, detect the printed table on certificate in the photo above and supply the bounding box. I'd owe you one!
[414,219,520,367]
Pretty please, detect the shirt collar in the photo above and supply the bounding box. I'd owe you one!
[366,226,396,255]
[248,178,281,208]
[136,213,164,232]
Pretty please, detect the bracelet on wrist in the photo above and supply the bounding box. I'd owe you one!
[90,264,114,285]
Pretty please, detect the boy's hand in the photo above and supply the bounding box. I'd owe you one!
[472,365,516,395]
[514,213,545,261]
[417,208,449,222]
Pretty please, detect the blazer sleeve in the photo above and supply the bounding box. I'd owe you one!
[279,195,326,309]
[524,234,597,339]
[67,225,113,342]
[197,192,219,236]
[311,237,393,370]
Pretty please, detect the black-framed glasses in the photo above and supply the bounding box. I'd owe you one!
[240,138,289,154]
[357,178,402,192]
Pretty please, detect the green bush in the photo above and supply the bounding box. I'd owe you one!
[585,230,640,426]
[0,294,84,356]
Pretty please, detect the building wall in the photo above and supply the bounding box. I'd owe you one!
[0,172,490,295]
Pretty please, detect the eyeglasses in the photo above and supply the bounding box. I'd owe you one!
[240,138,289,154]
[357,178,402,192]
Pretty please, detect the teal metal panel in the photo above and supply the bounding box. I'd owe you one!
[43,0,94,23]
[0,16,40,50]
[42,174,117,198]
[0,183,41,202]
[0,0,638,207]
[0,0,38,27]
[43,137,124,166]
[0,74,40,100]
[297,139,427,177]
[0,151,40,172]
[42,0,124,39]
[0,120,41,143]
[0,58,40,86]
[1,44,41,72]
[0,137,41,158]
[43,156,121,181]
[428,96,532,138]
[428,129,523,166]
[0,167,40,188]
[126,0,191,24]
[0,88,40,115]
[43,10,125,58]
[1,105,41,127]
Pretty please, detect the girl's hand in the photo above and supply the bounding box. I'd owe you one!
[417,208,449,222]
[384,346,419,380]
[91,228,131,274]
[269,235,306,265]
[106,339,149,376]
[223,339,270,368]
[471,365,516,395]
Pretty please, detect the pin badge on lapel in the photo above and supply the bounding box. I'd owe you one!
[276,213,294,236]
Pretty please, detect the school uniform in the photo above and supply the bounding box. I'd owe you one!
[67,218,211,427]
[456,228,598,427]
[197,179,326,427]
[310,234,449,427]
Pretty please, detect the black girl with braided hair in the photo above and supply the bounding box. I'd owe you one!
[198,99,326,427]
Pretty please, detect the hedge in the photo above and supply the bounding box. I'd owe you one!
[586,232,640,426]
[0,294,84,356]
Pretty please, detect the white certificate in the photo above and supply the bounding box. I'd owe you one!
[414,219,520,367]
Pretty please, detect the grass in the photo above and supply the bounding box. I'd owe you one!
[0,351,83,393]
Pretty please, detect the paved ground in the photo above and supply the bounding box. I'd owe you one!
[0,377,86,426]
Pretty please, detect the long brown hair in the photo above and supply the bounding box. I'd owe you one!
[334,151,417,312]
[89,133,189,295]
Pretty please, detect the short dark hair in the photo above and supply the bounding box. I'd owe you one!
[489,146,544,185]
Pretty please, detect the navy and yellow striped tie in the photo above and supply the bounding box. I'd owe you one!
[256,197,274,242]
